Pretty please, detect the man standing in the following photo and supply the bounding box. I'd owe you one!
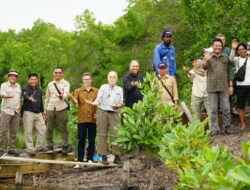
[216,34,231,56]
[22,73,47,156]
[156,63,178,106]
[204,38,233,136]
[0,70,21,157]
[123,60,143,108]
[68,73,98,163]
[45,67,70,154]
[86,71,123,165]
[154,29,176,76]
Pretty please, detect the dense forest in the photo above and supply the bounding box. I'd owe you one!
[0,0,249,102]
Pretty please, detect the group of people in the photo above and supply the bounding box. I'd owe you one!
[0,29,249,165]
[183,35,250,135]
[0,67,71,157]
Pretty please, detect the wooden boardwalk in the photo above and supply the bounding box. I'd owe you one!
[0,153,118,178]
[0,155,118,167]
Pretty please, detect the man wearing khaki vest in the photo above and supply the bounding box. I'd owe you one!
[45,67,70,154]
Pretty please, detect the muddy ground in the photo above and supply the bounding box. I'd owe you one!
[19,116,250,190]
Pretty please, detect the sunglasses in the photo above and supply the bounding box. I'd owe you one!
[54,72,62,74]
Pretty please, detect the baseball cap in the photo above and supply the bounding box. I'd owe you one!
[158,63,168,68]
[7,70,19,77]
[191,56,203,62]
[162,29,172,38]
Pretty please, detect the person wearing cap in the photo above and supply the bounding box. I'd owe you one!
[154,29,176,76]
[204,38,233,136]
[156,63,178,106]
[68,73,98,165]
[123,60,144,108]
[0,70,21,157]
[22,73,48,156]
[85,71,123,165]
[45,67,71,154]
[183,57,212,128]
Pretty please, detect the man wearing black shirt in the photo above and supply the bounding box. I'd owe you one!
[22,73,47,155]
[123,60,144,108]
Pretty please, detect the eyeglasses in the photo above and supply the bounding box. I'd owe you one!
[54,72,62,74]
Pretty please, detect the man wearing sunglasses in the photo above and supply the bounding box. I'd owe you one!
[45,67,71,154]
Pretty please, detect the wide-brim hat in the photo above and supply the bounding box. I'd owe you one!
[7,70,19,77]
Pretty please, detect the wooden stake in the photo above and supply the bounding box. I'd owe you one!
[181,102,194,122]
[122,161,130,190]
[15,172,22,185]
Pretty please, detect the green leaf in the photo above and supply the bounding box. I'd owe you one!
[228,166,250,185]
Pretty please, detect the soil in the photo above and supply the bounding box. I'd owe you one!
[21,115,250,190]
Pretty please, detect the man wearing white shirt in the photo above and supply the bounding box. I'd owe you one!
[86,71,123,165]
[0,70,21,157]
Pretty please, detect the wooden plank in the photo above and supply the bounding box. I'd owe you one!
[18,152,75,161]
[0,156,118,167]
[0,162,64,178]
[0,155,119,178]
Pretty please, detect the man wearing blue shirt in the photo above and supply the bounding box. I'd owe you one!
[154,29,176,76]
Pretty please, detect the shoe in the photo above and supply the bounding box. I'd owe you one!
[7,150,20,156]
[210,131,220,136]
[114,155,122,165]
[224,127,233,134]
[231,109,238,116]
[26,150,36,156]
[62,145,68,155]
[35,147,48,153]
[62,145,72,155]
[74,164,80,168]
[102,155,109,165]
[88,160,93,164]
[47,145,54,151]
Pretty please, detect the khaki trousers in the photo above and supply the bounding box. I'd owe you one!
[46,109,68,147]
[23,111,46,150]
[0,111,20,152]
[191,95,212,128]
[97,109,121,156]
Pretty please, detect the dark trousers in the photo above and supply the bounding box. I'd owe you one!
[77,122,96,161]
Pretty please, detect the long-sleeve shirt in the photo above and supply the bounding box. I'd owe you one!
[45,79,70,111]
[22,85,44,113]
[123,73,143,108]
[96,84,123,112]
[156,75,178,106]
[0,81,21,115]
[230,50,250,86]
[203,54,233,93]
[187,69,208,98]
[154,42,176,76]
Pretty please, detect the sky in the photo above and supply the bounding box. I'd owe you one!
[0,0,128,32]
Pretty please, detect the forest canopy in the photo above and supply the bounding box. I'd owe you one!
[0,0,249,102]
